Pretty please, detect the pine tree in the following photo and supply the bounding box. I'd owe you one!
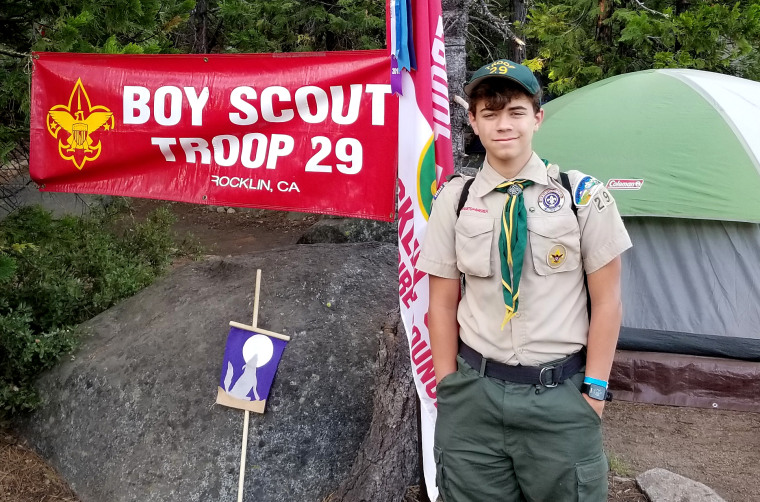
[214,0,385,53]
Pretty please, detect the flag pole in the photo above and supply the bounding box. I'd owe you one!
[237,269,262,502]
[237,411,250,502]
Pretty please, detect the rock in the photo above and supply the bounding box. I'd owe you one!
[298,218,397,245]
[216,206,226,213]
[17,243,417,502]
[226,207,236,214]
[636,468,726,502]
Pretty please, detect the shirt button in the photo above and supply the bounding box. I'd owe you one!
[518,348,524,354]
[515,312,521,318]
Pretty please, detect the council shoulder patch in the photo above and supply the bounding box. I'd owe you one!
[573,175,602,207]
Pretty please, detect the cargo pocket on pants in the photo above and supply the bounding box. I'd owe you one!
[434,446,451,501]
[576,454,608,502]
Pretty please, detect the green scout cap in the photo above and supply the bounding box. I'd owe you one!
[464,59,540,96]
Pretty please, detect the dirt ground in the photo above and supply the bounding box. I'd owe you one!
[3,199,759,502]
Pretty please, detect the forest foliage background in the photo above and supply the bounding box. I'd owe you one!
[1,0,759,155]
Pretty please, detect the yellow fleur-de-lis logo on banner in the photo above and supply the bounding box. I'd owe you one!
[46,78,114,170]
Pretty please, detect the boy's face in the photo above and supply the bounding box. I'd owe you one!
[468,94,544,170]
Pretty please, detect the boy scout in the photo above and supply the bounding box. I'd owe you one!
[417,59,632,501]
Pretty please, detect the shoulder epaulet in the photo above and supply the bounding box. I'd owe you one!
[456,177,476,218]
[558,170,589,320]
[432,173,463,201]
[434,173,475,218]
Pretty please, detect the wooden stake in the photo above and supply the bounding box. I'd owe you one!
[252,269,261,328]
[228,321,290,341]
[237,269,262,502]
[237,410,250,502]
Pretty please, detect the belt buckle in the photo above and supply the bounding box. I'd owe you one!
[539,366,559,388]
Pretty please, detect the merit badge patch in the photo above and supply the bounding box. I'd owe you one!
[573,176,602,207]
[547,245,567,268]
[538,188,564,213]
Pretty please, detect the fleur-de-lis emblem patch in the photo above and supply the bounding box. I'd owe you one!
[46,78,114,170]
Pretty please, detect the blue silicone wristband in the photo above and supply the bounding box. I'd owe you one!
[583,376,608,388]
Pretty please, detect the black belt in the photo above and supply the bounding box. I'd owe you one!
[458,340,585,387]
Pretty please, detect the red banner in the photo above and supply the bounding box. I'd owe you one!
[30,51,399,221]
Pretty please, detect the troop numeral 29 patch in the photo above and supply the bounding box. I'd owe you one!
[592,188,612,212]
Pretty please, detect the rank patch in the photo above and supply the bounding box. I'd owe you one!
[547,245,567,268]
[573,176,602,207]
[538,188,564,213]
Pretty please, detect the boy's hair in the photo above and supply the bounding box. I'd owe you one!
[468,78,542,115]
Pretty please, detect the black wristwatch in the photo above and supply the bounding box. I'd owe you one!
[581,383,613,402]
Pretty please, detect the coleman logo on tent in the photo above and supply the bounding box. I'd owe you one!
[46,78,115,171]
[606,179,644,190]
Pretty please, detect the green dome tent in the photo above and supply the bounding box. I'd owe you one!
[534,69,760,411]
[536,68,760,223]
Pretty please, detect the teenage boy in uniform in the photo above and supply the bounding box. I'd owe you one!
[417,59,632,501]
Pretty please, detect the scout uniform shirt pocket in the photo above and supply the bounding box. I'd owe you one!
[454,215,495,277]
[528,215,581,275]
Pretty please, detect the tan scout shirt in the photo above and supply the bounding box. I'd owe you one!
[417,153,632,365]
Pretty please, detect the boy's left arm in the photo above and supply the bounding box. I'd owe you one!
[583,254,623,417]
[567,172,631,417]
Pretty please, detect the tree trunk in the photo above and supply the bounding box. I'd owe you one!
[595,0,613,47]
[443,0,471,172]
[512,0,527,61]
[674,0,689,52]
[324,311,419,502]
[192,0,209,54]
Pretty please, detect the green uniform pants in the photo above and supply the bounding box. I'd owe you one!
[434,356,608,502]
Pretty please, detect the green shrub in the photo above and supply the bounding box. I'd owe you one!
[0,204,197,421]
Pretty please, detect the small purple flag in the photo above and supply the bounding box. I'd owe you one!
[217,325,288,413]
